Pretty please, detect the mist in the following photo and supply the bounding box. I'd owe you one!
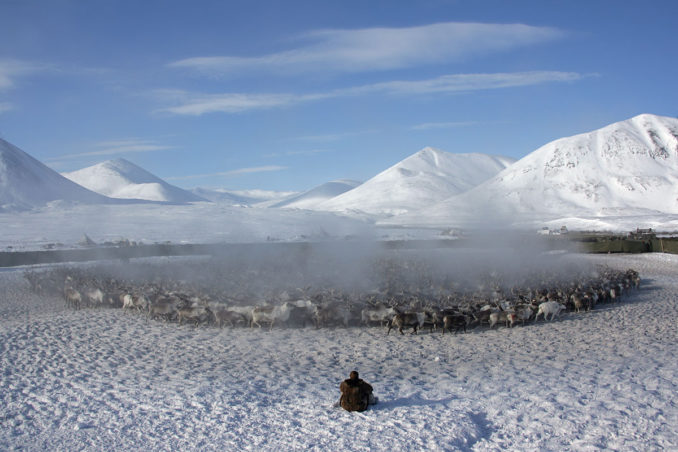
[42,227,593,312]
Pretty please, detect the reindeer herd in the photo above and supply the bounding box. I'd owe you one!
[23,255,641,336]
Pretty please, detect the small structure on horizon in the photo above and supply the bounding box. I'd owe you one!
[78,234,96,247]
[628,228,655,239]
[537,226,569,236]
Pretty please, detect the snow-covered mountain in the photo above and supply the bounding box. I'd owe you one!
[388,114,678,227]
[62,159,206,203]
[269,179,362,209]
[316,147,515,216]
[190,187,298,206]
[0,138,111,212]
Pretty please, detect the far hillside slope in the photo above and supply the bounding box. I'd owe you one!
[62,159,206,203]
[0,138,111,212]
[386,113,678,228]
[270,179,362,209]
[317,147,515,216]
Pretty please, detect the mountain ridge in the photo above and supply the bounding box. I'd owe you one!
[0,138,112,212]
[62,158,206,203]
[269,179,362,209]
[316,147,516,216]
[384,113,678,227]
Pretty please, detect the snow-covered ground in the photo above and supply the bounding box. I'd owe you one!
[0,203,375,251]
[2,202,678,254]
[1,252,677,451]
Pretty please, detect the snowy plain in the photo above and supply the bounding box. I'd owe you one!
[1,249,678,451]
[0,203,376,251]
[3,111,678,450]
[2,202,678,253]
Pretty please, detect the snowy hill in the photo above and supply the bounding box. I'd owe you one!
[269,179,362,209]
[190,187,298,206]
[0,138,111,212]
[316,147,515,216]
[62,159,206,203]
[387,114,678,227]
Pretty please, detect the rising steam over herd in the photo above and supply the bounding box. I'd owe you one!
[23,245,641,335]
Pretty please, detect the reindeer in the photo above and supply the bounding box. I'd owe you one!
[251,303,293,330]
[387,311,426,335]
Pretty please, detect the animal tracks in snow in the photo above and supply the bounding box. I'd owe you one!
[1,253,678,450]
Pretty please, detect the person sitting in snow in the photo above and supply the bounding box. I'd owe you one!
[339,370,377,412]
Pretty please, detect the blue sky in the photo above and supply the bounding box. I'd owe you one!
[1,0,677,192]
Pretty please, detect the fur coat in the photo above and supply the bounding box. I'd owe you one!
[339,377,373,412]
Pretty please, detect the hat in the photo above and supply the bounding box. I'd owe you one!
[349,370,359,380]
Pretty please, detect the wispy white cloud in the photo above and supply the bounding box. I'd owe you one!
[48,139,174,161]
[153,90,332,115]
[293,133,349,142]
[263,149,330,158]
[291,129,378,142]
[285,149,330,156]
[169,22,564,76]
[410,121,481,130]
[352,71,587,95]
[0,60,47,113]
[165,165,288,181]
[0,59,48,91]
[227,165,288,175]
[0,59,112,89]
[0,59,110,115]
[156,71,588,116]
[410,119,514,130]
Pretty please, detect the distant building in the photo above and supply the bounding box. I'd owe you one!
[537,227,550,235]
[538,226,569,236]
[628,228,655,239]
